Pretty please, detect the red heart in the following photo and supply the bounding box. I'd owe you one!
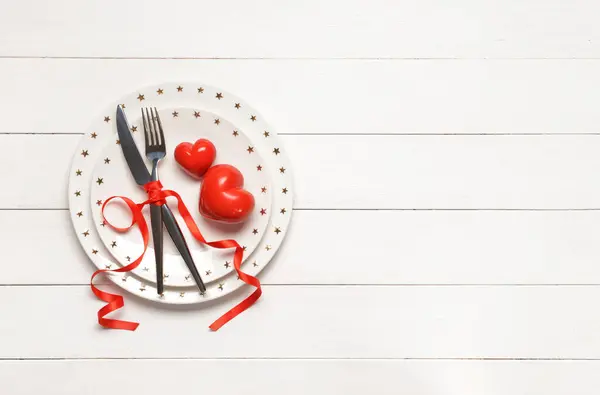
[199,164,255,223]
[174,139,216,178]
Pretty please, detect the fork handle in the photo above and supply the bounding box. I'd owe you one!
[149,159,164,295]
[161,205,207,293]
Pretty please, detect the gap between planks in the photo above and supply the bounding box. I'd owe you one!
[3,357,600,361]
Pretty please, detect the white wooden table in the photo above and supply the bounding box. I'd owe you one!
[1,1,600,393]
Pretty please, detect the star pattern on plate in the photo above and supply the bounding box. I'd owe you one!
[104,157,111,164]
[177,85,183,92]
[253,261,259,267]
[216,92,223,100]
[214,118,220,125]
[265,245,272,251]
[252,228,258,235]
[279,167,286,174]
[111,241,117,248]
[172,111,179,117]
[74,190,81,197]
[131,126,137,132]
[90,132,97,139]
[120,104,126,109]
[92,249,98,254]
[96,177,104,185]
[273,148,280,155]
[96,200,102,206]
[280,208,287,214]
[282,187,288,194]
[260,208,267,215]
[256,165,262,171]
[224,261,231,269]
[76,169,82,176]
[82,230,90,237]
[76,211,83,217]
[157,88,164,95]
[261,186,267,193]
[137,94,145,101]
[250,115,257,121]
[218,283,224,291]
[274,227,282,234]
[232,130,239,137]
[81,150,89,157]
[263,131,270,138]
[197,87,204,93]
[194,111,201,118]
[234,103,241,109]
[205,270,212,276]
[104,116,110,123]
[247,146,254,153]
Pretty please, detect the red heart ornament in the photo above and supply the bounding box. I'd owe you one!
[174,139,216,178]
[199,164,255,223]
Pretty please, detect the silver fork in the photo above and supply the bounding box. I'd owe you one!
[141,108,206,294]
[142,108,166,294]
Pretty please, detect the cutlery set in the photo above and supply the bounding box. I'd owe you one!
[116,106,206,294]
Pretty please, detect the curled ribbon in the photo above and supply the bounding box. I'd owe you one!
[90,180,262,331]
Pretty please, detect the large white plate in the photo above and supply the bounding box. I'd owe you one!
[68,83,293,304]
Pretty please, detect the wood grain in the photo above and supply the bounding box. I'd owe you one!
[2,359,599,395]
[2,58,600,136]
[0,0,599,58]
[3,209,600,285]
[1,285,599,358]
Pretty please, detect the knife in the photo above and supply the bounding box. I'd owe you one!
[116,106,206,293]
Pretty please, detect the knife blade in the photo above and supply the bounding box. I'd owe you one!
[116,106,151,186]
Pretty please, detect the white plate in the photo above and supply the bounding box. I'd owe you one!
[68,83,293,304]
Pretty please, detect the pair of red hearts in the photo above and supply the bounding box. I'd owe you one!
[174,139,255,224]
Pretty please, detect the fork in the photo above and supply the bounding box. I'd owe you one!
[142,108,165,294]
[141,108,206,294]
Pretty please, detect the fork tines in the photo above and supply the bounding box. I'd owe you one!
[141,107,165,152]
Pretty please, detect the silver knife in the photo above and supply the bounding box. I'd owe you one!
[115,106,206,293]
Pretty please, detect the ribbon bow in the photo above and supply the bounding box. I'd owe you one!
[90,180,262,331]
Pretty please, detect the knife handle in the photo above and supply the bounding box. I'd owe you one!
[161,205,206,293]
[150,204,164,295]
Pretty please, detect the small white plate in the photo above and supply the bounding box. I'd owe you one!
[68,83,293,304]
[91,107,272,287]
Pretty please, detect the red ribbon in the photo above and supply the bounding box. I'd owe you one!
[90,180,262,331]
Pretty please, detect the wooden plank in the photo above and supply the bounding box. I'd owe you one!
[2,58,600,135]
[1,0,599,58]
[4,209,600,285]
[2,134,600,209]
[0,285,599,358]
[1,359,599,395]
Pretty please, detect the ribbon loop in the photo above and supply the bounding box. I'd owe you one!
[90,180,262,331]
